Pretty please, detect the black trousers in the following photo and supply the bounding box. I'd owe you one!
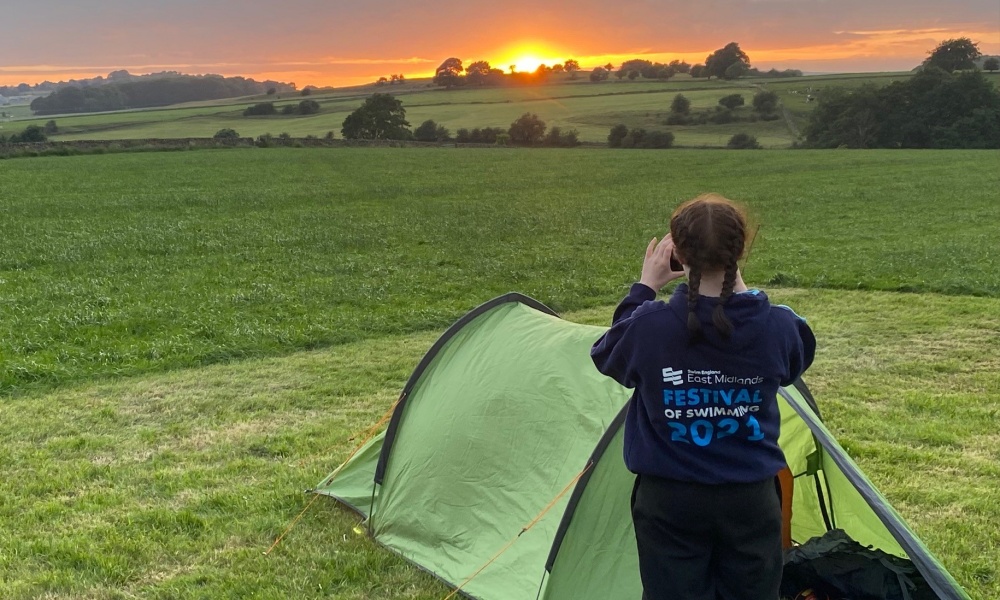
[631,474,783,600]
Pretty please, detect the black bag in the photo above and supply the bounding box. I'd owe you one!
[781,529,936,600]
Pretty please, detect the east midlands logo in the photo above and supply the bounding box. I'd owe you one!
[688,369,764,385]
[662,368,766,386]
[662,367,684,385]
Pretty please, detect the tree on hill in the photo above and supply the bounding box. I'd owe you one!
[611,126,674,149]
[669,60,691,74]
[243,102,276,116]
[543,126,569,147]
[8,125,47,143]
[618,60,646,78]
[590,67,610,82]
[508,113,546,145]
[213,128,240,139]
[341,93,411,140]
[719,94,745,110]
[298,99,320,115]
[671,94,691,115]
[433,58,464,88]
[724,62,748,80]
[705,42,750,80]
[414,119,450,142]
[465,61,505,86]
[607,124,629,147]
[925,38,982,73]
[985,57,1000,72]
[563,59,581,79]
[727,133,761,149]
[465,60,491,85]
[690,64,707,78]
[752,90,779,114]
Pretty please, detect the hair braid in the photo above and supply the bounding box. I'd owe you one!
[712,261,738,338]
[686,266,703,343]
[711,223,743,339]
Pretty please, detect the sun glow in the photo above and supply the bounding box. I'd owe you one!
[494,42,567,73]
[510,55,547,72]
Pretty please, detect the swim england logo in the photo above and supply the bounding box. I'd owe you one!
[662,367,684,386]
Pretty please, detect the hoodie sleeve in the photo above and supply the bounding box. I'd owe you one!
[590,283,657,388]
[781,313,817,387]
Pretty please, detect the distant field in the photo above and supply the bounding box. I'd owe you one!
[2,147,998,395]
[13,79,790,146]
[0,102,35,122]
[12,71,995,147]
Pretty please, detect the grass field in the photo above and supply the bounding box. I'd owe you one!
[14,71,998,147]
[2,147,999,598]
[1,290,997,599]
[3,148,999,395]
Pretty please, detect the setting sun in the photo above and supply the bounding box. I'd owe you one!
[493,42,568,73]
[509,55,547,72]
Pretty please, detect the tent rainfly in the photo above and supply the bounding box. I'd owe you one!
[316,293,969,600]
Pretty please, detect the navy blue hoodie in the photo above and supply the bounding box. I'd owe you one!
[591,283,816,484]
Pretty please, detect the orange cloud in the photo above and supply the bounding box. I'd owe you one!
[2,26,997,88]
[559,27,999,72]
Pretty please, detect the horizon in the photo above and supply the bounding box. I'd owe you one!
[1,1,998,89]
[0,64,938,92]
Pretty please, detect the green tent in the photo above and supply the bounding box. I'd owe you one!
[316,294,968,600]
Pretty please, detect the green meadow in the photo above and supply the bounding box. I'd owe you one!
[3,148,999,393]
[14,71,996,148]
[1,147,999,598]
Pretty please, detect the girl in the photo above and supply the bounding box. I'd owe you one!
[591,194,815,600]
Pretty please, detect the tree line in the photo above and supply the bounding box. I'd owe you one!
[805,38,999,148]
[339,93,579,146]
[604,89,777,150]
[432,58,583,88]
[592,45,801,83]
[432,43,801,89]
[29,75,296,115]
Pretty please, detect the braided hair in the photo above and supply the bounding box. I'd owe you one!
[669,194,748,342]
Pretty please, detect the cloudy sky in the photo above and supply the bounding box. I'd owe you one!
[1,0,997,87]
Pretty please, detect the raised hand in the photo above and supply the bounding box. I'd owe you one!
[639,234,686,292]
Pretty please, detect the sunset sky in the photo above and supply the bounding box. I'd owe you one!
[1,0,998,88]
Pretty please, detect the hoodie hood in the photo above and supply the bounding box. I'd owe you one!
[667,283,771,351]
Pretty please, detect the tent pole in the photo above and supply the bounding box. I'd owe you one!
[534,569,548,600]
[367,482,377,534]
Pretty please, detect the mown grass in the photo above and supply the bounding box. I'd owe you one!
[0,288,997,599]
[2,148,998,395]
